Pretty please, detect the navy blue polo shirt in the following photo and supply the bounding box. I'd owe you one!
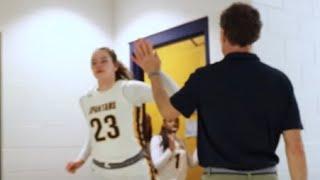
[170,52,303,170]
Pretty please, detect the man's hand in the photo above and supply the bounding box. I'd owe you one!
[131,38,181,120]
[132,39,161,74]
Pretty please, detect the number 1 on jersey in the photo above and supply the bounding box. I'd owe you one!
[175,154,180,169]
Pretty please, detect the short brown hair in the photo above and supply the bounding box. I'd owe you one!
[220,3,262,47]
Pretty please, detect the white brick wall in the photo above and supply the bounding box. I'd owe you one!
[113,0,251,67]
[1,0,113,180]
[2,0,319,179]
[253,0,320,179]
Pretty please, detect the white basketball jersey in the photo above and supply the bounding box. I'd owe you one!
[150,135,190,180]
[159,143,188,180]
[80,80,145,162]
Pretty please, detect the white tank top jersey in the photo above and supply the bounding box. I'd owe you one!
[75,72,179,166]
[80,80,146,162]
[150,135,198,180]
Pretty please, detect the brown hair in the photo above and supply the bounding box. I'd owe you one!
[220,2,262,47]
[95,47,132,80]
[159,125,170,152]
[159,118,179,152]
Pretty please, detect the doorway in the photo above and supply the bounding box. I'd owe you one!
[130,17,210,180]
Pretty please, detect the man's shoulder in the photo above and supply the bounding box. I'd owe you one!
[192,61,223,76]
[259,62,291,83]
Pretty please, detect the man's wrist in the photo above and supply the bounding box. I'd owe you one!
[147,71,161,78]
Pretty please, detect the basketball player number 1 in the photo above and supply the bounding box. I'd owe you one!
[175,154,180,169]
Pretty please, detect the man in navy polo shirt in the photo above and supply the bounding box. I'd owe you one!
[132,2,307,180]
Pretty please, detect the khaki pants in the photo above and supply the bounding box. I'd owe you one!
[201,173,278,180]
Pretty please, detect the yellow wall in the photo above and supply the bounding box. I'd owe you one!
[144,35,206,180]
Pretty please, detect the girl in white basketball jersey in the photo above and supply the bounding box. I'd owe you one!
[150,118,198,180]
[65,47,178,180]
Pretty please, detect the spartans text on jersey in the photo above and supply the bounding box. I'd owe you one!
[89,101,116,114]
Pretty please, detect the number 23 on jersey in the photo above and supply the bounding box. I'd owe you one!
[90,115,120,142]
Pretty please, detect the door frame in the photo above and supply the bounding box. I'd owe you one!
[129,17,210,80]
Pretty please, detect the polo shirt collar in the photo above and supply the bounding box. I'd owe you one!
[224,52,260,62]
